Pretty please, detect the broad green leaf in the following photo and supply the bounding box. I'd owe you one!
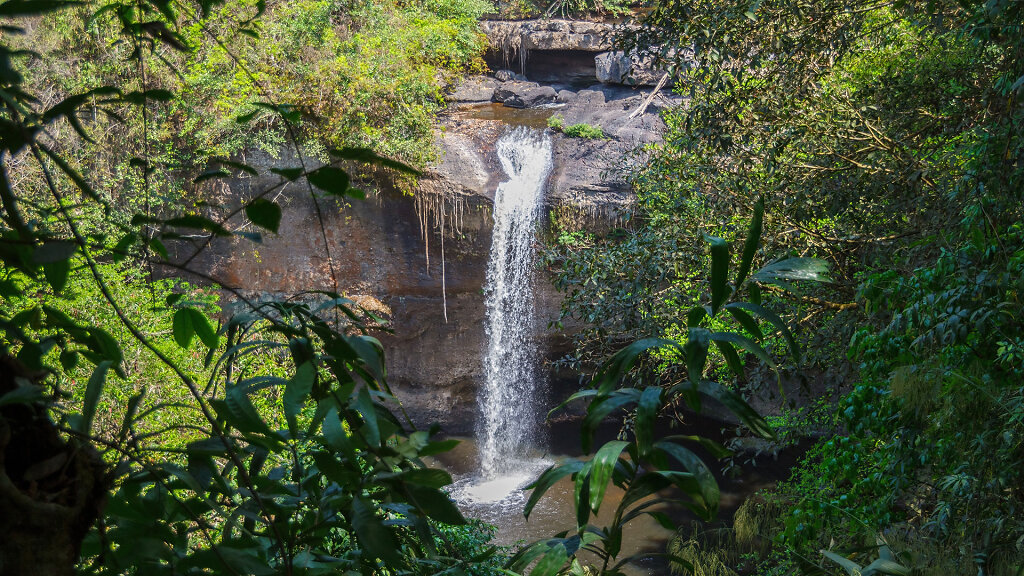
[172,308,194,348]
[283,362,314,435]
[164,215,231,237]
[406,484,466,525]
[307,166,352,197]
[863,558,911,576]
[726,301,800,362]
[653,439,719,520]
[594,338,676,395]
[735,196,764,288]
[662,434,733,459]
[589,440,629,513]
[695,380,774,439]
[634,386,662,457]
[750,257,831,284]
[33,240,76,263]
[399,468,453,489]
[726,306,764,340]
[355,386,381,447]
[582,390,640,452]
[524,460,584,519]
[43,259,70,293]
[508,539,565,572]
[714,339,744,377]
[270,167,303,180]
[218,386,277,440]
[821,550,863,576]
[329,146,421,175]
[187,308,219,349]
[352,496,402,567]
[684,327,710,384]
[709,331,775,371]
[73,360,111,434]
[706,234,731,314]
[0,384,43,406]
[244,198,281,234]
[530,543,568,576]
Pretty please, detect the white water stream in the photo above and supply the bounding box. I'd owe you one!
[453,126,554,506]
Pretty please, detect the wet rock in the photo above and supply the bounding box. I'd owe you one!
[492,80,540,102]
[494,69,516,82]
[493,82,557,108]
[448,76,499,103]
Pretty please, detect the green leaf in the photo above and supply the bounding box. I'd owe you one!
[582,390,640,452]
[0,0,82,16]
[706,234,731,314]
[529,542,568,576]
[0,384,43,407]
[112,232,138,262]
[653,439,719,520]
[186,308,219,349]
[750,257,831,284]
[307,166,352,197]
[524,460,584,519]
[217,386,277,440]
[355,386,380,447]
[329,146,421,175]
[709,331,775,371]
[400,468,453,489]
[407,484,466,525]
[164,215,231,237]
[283,362,314,436]
[726,301,800,362]
[863,558,911,576]
[735,196,763,288]
[244,198,281,234]
[589,440,629,513]
[821,550,863,576]
[726,306,764,340]
[634,386,662,458]
[714,339,744,377]
[33,240,76,264]
[594,338,676,395]
[172,308,194,348]
[43,259,70,293]
[73,360,111,434]
[270,167,303,180]
[695,380,774,439]
[352,496,402,567]
[684,327,711,384]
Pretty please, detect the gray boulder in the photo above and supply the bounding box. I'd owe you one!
[448,76,499,103]
[595,51,661,86]
[493,82,557,108]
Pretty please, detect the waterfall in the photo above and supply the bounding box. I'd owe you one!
[478,126,553,478]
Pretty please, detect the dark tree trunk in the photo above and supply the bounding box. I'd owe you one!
[0,356,107,576]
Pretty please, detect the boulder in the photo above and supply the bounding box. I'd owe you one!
[448,76,499,103]
[556,89,576,103]
[493,82,557,108]
[494,69,516,82]
[595,51,662,86]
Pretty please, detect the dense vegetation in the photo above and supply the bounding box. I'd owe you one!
[546,0,1023,574]
[1,0,1022,574]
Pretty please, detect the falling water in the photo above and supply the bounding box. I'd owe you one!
[476,126,553,486]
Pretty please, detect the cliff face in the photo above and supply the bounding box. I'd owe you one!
[180,33,672,434]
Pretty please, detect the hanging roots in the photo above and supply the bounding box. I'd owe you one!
[414,180,473,323]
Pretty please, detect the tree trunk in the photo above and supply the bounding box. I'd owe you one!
[0,356,107,576]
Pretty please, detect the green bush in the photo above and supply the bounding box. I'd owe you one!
[563,123,605,139]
